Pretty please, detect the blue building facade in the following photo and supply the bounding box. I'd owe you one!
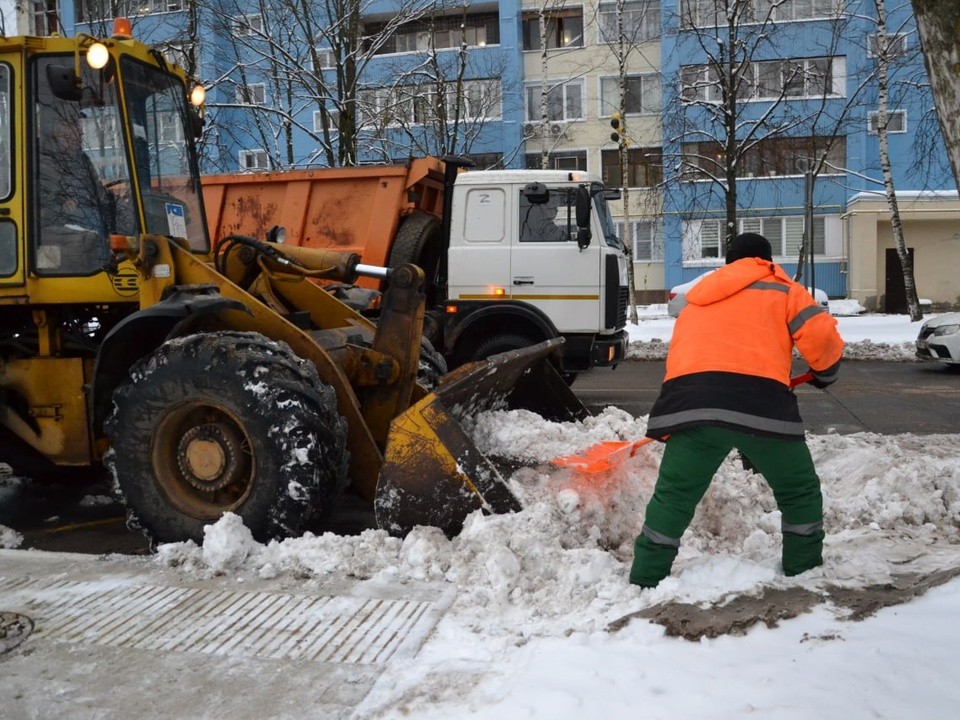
[61,0,955,300]
[657,0,954,297]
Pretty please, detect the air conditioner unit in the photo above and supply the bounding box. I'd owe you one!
[550,124,564,137]
[522,122,537,137]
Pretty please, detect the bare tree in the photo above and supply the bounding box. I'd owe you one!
[596,0,662,322]
[360,5,510,161]
[667,0,845,254]
[197,0,440,169]
[523,0,594,168]
[867,0,922,319]
[910,0,960,192]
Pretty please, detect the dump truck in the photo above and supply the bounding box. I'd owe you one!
[201,157,630,378]
[0,23,587,544]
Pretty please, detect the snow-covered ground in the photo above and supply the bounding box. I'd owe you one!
[2,306,959,719]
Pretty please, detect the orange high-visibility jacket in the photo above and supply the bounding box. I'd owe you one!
[646,258,845,439]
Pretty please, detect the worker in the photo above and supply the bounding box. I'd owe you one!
[38,114,114,239]
[521,199,570,243]
[36,112,115,272]
[630,232,844,588]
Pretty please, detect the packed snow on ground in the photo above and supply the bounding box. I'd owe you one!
[2,309,959,719]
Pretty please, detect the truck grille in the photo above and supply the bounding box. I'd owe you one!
[604,255,628,329]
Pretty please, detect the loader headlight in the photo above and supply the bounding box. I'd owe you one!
[190,84,206,107]
[86,42,110,70]
[932,324,959,337]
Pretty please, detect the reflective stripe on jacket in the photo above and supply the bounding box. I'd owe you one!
[646,258,845,440]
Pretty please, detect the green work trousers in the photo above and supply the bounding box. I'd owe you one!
[630,426,824,588]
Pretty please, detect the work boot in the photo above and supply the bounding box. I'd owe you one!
[782,530,825,576]
[629,534,678,588]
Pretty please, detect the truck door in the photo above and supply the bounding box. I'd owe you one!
[509,187,600,332]
[0,57,25,287]
[447,184,511,298]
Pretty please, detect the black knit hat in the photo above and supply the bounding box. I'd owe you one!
[726,232,773,264]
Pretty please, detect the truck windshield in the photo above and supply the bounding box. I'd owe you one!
[119,57,208,253]
[592,183,623,250]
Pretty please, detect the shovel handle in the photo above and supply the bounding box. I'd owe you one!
[789,372,814,388]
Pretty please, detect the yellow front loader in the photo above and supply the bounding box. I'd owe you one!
[0,27,586,543]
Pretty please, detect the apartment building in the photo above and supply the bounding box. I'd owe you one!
[56,1,960,307]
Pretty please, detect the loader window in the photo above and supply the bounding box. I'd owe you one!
[119,57,208,253]
[32,56,127,276]
[0,65,10,200]
[0,222,15,276]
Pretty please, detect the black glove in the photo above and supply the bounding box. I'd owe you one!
[809,374,835,390]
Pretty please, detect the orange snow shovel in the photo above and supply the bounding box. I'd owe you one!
[552,372,815,474]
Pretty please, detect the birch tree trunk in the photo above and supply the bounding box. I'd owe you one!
[875,0,922,320]
[911,0,960,192]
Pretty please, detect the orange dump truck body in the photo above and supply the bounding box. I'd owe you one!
[201,157,447,287]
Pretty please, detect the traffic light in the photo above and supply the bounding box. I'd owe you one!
[610,112,629,146]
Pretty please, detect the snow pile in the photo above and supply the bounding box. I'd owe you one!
[155,403,960,641]
[0,522,22,549]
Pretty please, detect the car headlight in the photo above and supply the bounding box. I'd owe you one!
[932,324,960,337]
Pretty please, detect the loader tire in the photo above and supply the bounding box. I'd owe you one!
[105,332,348,545]
[388,213,442,305]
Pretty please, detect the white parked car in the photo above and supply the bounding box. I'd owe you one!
[916,312,960,365]
[667,270,828,318]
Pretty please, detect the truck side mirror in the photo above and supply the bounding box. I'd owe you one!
[522,182,550,205]
[575,185,592,250]
[188,107,205,140]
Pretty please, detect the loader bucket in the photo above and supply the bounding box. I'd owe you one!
[375,338,589,536]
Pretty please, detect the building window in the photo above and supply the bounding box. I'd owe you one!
[598,2,660,44]
[233,14,263,37]
[600,74,660,116]
[868,110,906,134]
[239,150,270,171]
[521,10,584,51]
[868,33,908,58]
[680,0,838,28]
[366,12,499,55]
[692,216,826,260]
[77,0,183,22]
[683,57,844,104]
[617,219,663,261]
[33,0,59,35]
[359,79,501,127]
[237,83,266,105]
[313,109,339,133]
[601,148,663,188]
[524,151,588,171]
[464,153,504,170]
[682,136,846,179]
[525,81,584,122]
[312,48,336,71]
[159,41,198,75]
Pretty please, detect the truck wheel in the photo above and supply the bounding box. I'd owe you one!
[104,332,348,545]
[466,334,576,384]
[467,333,537,362]
[389,213,442,303]
[418,335,448,389]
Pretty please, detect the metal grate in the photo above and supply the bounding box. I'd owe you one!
[0,575,435,665]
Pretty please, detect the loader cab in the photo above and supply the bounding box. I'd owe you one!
[26,47,208,281]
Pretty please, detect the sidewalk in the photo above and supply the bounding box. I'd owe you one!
[0,549,453,720]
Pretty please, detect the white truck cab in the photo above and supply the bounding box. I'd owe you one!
[440,169,629,375]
